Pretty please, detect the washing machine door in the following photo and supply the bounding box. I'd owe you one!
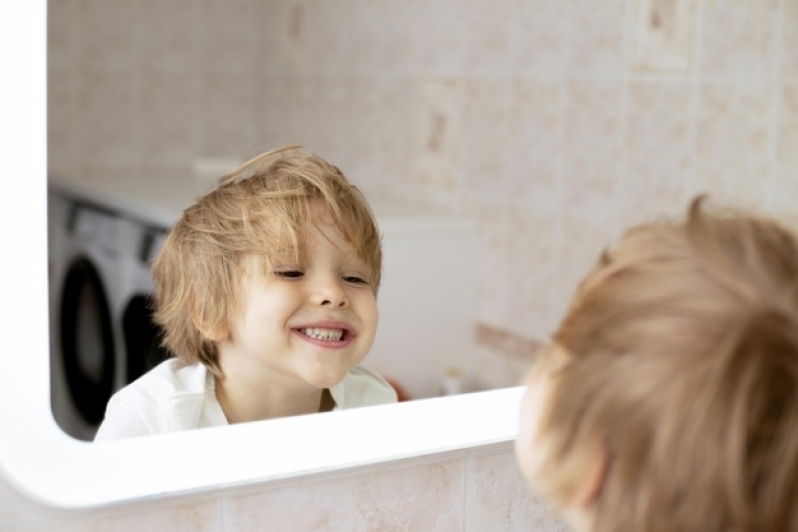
[59,257,115,425]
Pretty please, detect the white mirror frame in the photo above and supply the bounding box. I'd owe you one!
[0,0,523,509]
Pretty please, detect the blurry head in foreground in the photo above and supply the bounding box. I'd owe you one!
[516,197,798,532]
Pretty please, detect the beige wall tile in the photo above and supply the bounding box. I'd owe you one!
[566,0,625,76]
[224,459,465,531]
[77,0,143,72]
[473,204,513,328]
[414,0,467,75]
[140,70,199,168]
[466,447,571,532]
[505,79,564,211]
[196,0,260,74]
[628,0,698,75]
[471,345,533,392]
[141,0,200,74]
[700,0,780,81]
[48,69,82,173]
[504,206,561,339]
[380,1,418,73]
[508,0,567,77]
[561,81,623,215]
[695,83,773,209]
[196,70,259,158]
[77,68,143,169]
[623,81,693,223]
[784,0,798,83]
[411,77,465,209]
[47,0,79,72]
[773,84,798,212]
[464,0,512,74]
[462,78,511,204]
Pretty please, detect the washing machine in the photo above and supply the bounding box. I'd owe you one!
[48,190,170,441]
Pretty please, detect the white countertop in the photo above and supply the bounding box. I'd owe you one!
[49,169,476,234]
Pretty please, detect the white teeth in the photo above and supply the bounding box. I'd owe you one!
[302,328,344,341]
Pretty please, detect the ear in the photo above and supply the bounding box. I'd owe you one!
[191,314,229,342]
[571,440,609,507]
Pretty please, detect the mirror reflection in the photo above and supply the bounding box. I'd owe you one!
[47,1,490,441]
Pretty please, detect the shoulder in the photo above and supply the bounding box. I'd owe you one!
[94,359,209,441]
[331,366,398,409]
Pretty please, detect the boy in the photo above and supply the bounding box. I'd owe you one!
[516,198,798,532]
[95,146,397,441]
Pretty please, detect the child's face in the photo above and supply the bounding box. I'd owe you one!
[218,216,379,393]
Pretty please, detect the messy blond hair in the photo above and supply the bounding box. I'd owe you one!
[532,198,798,532]
[152,146,382,375]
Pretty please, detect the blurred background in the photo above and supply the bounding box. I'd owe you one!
[48,0,798,391]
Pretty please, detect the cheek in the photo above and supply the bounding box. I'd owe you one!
[515,378,551,487]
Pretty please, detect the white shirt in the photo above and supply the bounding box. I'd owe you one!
[94,359,397,441]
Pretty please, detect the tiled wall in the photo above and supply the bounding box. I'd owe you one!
[2,444,569,531]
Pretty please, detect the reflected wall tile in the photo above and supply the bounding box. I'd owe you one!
[508,0,567,77]
[224,459,465,531]
[561,81,623,215]
[464,0,512,75]
[48,0,79,72]
[411,77,465,210]
[695,83,773,208]
[77,0,143,72]
[628,0,698,75]
[310,75,350,162]
[380,1,418,73]
[48,69,82,173]
[466,447,571,532]
[280,73,320,149]
[258,1,310,75]
[304,0,353,75]
[505,79,564,211]
[504,206,561,340]
[472,345,533,392]
[473,204,512,327]
[623,81,693,222]
[414,0,467,75]
[339,76,384,196]
[196,71,259,157]
[785,0,798,83]
[700,0,780,81]
[140,0,199,74]
[566,0,625,77]
[140,70,199,168]
[772,85,798,212]
[77,68,143,168]
[462,78,511,204]
[197,0,260,74]
[345,0,384,73]
[375,76,417,203]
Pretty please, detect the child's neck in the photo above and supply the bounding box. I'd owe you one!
[214,376,332,424]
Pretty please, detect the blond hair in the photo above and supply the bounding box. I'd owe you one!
[152,146,382,375]
[532,198,798,532]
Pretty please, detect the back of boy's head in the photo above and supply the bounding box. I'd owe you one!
[151,146,382,375]
[533,197,798,532]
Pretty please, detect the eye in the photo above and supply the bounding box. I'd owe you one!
[343,275,369,285]
[274,270,304,279]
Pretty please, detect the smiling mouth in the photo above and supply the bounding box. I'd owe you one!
[299,327,347,341]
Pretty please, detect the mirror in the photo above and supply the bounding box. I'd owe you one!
[46,0,501,442]
[0,0,522,508]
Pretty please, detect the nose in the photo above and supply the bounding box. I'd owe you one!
[312,275,349,308]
